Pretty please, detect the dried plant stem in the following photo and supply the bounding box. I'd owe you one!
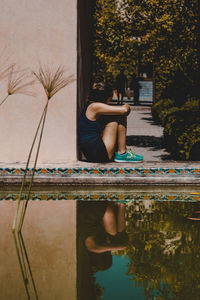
[0,94,9,106]
[12,232,30,299]
[18,100,49,232]
[19,232,39,299]
[13,231,38,299]
[18,231,28,279]
[12,101,48,232]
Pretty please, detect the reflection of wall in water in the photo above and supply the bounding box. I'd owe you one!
[0,200,76,300]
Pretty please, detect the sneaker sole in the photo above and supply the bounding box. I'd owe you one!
[114,159,143,163]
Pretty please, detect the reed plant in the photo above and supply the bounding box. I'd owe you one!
[12,64,74,233]
[13,231,38,299]
[0,65,35,106]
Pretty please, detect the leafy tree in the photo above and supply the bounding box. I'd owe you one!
[92,0,199,101]
[92,0,139,80]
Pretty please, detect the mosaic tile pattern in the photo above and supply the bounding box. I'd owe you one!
[0,167,200,176]
[1,192,200,202]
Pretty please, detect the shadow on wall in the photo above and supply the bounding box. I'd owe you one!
[77,0,93,113]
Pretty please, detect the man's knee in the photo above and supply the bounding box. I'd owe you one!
[102,115,120,126]
[117,115,127,125]
[103,115,127,127]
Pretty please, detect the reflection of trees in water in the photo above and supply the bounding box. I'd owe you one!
[125,201,200,300]
[77,200,200,299]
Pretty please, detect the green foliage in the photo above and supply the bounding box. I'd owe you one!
[161,106,180,126]
[163,99,200,159]
[92,0,199,98]
[151,98,175,124]
[177,124,200,160]
[160,69,193,106]
[92,0,137,79]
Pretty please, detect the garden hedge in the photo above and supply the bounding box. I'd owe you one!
[151,98,175,124]
[163,99,200,160]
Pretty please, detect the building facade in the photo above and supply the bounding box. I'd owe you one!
[0,0,92,165]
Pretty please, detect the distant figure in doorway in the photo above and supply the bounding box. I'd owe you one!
[130,74,141,105]
[115,70,127,105]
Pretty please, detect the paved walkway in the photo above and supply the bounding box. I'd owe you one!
[127,106,171,162]
[112,97,171,162]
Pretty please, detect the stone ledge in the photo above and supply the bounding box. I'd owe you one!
[0,163,200,185]
[0,161,199,169]
[1,191,200,202]
[0,175,200,185]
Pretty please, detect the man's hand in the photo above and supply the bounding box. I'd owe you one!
[122,103,131,116]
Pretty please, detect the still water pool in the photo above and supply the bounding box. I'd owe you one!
[1,190,200,300]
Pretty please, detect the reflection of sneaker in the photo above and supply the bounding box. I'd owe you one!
[114,150,143,162]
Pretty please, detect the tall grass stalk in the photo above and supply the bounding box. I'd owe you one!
[12,232,31,299]
[13,231,39,299]
[19,231,39,299]
[18,100,49,231]
[0,65,35,107]
[12,64,74,232]
[12,102,48,232]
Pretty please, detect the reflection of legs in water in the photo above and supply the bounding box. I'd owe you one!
[85,202,127,253]
[102,202,117,236]
[103,202,127,245]
[102,202,126,235]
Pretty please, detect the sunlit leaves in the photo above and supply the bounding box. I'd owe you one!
[92,0,199,96]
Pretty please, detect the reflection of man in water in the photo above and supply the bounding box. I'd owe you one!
[115,70,127,105]
[77,201,127,300]
[130,74,141,105]
[78,201,127,254]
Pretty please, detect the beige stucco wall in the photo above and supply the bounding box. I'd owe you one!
[0,0,77,164]
[0,200,76,300]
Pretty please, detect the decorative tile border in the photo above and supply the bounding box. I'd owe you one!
[1,192,200,202]
[0,167,200,176]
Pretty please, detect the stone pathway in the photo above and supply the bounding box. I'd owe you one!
[111,96,171,162]
[127,105,171,162]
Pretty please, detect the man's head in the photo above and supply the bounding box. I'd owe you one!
[88,82,113,103]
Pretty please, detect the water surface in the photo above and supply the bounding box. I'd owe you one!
[1,192,200,299]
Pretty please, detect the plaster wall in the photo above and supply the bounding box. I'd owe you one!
[0,0,77,164]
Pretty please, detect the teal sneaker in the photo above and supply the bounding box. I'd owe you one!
[114,150,143,162]
[127,149,143,160]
